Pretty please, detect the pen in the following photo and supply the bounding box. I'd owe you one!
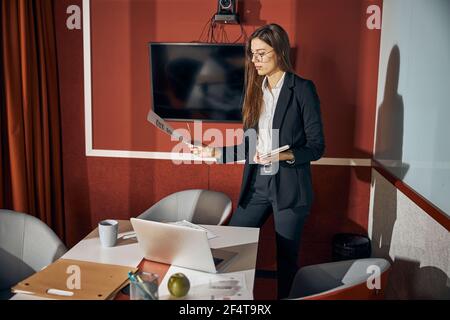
[46,288,74,297]
[128,271,157,300]
[135,273,158,300]
[186,122,196,148]
[186,122,191,136]
[122,233,136,240]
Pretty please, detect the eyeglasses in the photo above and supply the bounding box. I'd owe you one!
[249,50,274,62]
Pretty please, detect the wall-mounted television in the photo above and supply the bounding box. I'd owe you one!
[149,43,245,122]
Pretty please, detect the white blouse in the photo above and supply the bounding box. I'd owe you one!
[256,72,286,155]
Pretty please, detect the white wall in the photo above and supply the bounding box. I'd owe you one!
[370,0,450,299]
[373,0,450,217]
[369,169,450,299]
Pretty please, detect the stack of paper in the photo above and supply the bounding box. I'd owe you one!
[259,145,290,159]
[167,220,218,240]
[158,266,252,300]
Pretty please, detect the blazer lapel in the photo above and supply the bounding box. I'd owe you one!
[272,72,295,131]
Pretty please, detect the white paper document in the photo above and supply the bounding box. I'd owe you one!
[147,110,194,147]
[168,220,218,240]
[259,144,290,159]
[159,266,252,300]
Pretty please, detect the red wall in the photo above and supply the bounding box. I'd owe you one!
[54,0,382,287]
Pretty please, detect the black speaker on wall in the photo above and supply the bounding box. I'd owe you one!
[214,0,239,24]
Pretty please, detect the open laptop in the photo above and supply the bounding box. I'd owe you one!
[130,218,237,273]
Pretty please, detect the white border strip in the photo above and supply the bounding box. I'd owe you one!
[81,0,371,167]
[88,149,214,161]
[87,150,372,167]
[83,0,93,155]
[313,158,372,167]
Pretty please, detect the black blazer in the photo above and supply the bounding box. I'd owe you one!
[218,72,325,211]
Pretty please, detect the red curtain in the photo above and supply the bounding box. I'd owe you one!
[1,0,65,241]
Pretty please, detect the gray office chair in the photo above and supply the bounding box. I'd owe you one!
[0,209,67,299]
[137,189,232,225]
[288,258,391,300]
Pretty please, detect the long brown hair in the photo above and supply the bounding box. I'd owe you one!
[242,24,294,129]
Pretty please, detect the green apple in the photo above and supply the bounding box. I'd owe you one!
[167,273,190,297]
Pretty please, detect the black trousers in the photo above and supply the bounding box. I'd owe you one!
[229,165,310,299]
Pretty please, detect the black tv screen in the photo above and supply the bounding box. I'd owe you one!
[149,43,245,122]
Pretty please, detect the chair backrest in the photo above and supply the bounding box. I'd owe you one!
[137,189,232,225]
[0,209,67,291]
[289,258,391,300]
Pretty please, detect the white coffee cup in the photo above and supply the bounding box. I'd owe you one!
[98,219,118,247]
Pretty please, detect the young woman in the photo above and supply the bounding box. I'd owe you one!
[191,24,325,299]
